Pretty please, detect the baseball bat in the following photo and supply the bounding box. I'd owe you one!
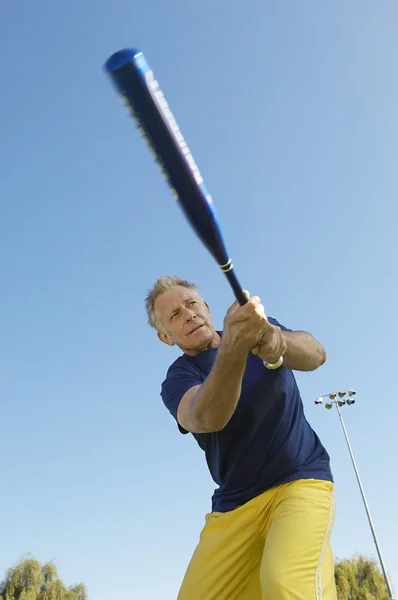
[104,48,248,306]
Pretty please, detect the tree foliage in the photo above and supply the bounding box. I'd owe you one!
[335,554,391,600]
[0,556,87,600]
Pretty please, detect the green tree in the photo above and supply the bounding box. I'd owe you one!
[0,556,87,600]
[335,554,392,600]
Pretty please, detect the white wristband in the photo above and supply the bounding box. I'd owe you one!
[264,356,284,370]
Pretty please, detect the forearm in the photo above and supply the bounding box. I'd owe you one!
[281,330,326,371]
[192,342,247,431]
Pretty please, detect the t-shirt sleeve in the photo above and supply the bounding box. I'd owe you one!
[268,316,293,333]
[161,363,204,434]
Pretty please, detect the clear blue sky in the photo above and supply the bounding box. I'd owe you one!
[1,1,397,598]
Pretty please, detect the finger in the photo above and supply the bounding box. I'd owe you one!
[255,318,274,338]
[227,291,251,313]
[245,295,261,309]
[232,296,261,321]
[256,328,286,363]
[253,303,266,319]
[227,293,257,315]
[226,299,241,315]
[251,344,260,355]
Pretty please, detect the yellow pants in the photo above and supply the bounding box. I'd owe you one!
[178,479,337,600]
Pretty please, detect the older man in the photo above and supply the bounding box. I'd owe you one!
[145,275,337,600]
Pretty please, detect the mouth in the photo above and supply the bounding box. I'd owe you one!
[189,324,204,335]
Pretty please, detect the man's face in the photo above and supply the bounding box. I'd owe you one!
[154,286,215,354]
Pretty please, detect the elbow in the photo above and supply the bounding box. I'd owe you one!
[316,346,327,369]
[320,346,327,366]
[299,345,326,372]
[201,414,230,433]
[197,409,232,433]
[187,406,231,433]
[208,420,229,433]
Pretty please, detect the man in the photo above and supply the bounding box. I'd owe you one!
[145,275,337,600]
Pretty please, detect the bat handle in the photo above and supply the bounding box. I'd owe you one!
[224,266,283,370]
[223,268,249,305]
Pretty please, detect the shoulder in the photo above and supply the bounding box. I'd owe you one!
[163,354,201,380]
[160,354,204,428]
[161,355,204,394]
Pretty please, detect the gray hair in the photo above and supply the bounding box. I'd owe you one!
[145,275,200,330]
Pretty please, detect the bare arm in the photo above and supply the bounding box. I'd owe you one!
[177,342,248,433]
[252,324,326,372]
[281,330,326,371]
[177,295,268,434]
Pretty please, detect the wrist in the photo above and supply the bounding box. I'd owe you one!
[218,337,248,365]
[280,330,288,356]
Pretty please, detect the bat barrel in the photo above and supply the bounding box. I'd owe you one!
[105,49,140,71]
[105,48,248,307]
[104,49,232,267]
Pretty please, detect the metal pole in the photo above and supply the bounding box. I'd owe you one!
[335,402,395,599]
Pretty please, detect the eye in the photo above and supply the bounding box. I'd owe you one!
[189,300,197,306]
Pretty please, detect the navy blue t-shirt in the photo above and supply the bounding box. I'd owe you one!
[161,318,333,513]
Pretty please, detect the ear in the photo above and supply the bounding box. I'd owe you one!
[157,330,175,347]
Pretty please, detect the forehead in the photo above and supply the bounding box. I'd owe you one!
[155,286,201,314]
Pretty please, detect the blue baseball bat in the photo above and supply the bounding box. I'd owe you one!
[104,48,247,306]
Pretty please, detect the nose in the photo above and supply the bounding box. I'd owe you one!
[184,308,196,323]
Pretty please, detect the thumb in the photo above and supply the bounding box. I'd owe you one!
[227,291,249,315]
[251,344,260,355]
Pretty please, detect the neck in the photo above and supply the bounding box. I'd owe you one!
[184,331,221,356]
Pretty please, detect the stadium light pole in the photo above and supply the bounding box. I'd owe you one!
[315,390,394,600]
